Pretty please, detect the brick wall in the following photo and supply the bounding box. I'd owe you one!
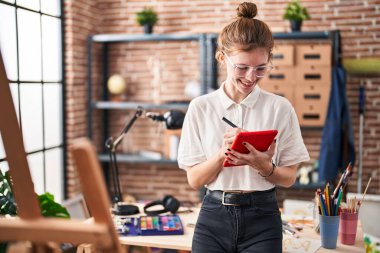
[65,0,380,204]
[64,0,102,196]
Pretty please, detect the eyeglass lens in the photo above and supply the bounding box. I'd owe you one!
[234,65,272,77]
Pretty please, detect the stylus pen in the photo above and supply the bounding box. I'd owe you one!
[222,117,238,128]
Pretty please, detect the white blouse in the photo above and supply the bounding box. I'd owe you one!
[177,84,310,191]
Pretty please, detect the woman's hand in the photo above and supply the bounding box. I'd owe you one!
[226,140,276,175]
[218,128,244,160]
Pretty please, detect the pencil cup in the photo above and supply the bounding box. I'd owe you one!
[319,214,340,249]
[339,212,358,245]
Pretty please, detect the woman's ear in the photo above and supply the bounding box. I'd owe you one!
[215,51,225,64]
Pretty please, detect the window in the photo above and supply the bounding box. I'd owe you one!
[0,0,64,202]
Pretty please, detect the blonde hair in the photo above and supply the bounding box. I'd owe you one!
[216,2,274,61]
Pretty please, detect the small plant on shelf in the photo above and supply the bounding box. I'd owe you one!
[136,7,158,34]
[283,0,310,32]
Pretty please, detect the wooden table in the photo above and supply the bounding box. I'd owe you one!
[119,206,194,252]
[297,222,365,253]
[119,207,365,253]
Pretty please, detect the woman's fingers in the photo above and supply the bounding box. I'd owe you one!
[226,149,247,165]
[242,141,257,154]
[267,139,276,155]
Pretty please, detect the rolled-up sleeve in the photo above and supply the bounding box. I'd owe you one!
[276,107,310,167]
[177,100,207,170]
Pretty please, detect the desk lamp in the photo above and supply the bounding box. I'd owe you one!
[105,106,185,215]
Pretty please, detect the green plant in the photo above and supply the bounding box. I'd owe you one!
[283,0,310,21]
[0,169,70,252]
[0,170,17,215]
[38,192,70,218]
[0,170,70,218]
[136,7,158,26]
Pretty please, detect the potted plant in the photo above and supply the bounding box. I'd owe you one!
[136,7,158,34]
[0,170,70,251]
[283,0,310,32]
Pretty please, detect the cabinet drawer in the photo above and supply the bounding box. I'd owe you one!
[261,66,296,86]
[296,44,332,66]
[296,66,331,86]
[295,86,330,126]
[272,45,294,66]
[261,84,294,104]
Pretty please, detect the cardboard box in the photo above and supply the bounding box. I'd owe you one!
[295,86,330,126]
[296,44,332,66]
[272,45,294,66]
[296,65,331,86]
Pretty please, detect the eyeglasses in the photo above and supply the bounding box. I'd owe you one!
[223,52,274,78]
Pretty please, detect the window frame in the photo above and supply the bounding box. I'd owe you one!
[0,0,66,200]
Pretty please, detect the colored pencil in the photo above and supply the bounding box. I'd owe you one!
[335,187,343,216]
[319,192,328,216]
[325,183,331,216]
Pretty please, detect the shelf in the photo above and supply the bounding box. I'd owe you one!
[93,101,189,111]
[91,33,203,43]
[273,31,332,40]
[207,31,334,41]
[290,181,326,190]
[98,153,178,165]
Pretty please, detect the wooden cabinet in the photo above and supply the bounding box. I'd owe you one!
[255,31,340,127]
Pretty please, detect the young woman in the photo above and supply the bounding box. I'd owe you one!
[178,2,309,252]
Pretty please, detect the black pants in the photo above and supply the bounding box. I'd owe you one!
[192,188,282,253]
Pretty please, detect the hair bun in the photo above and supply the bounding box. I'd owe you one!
[236,2,257,19]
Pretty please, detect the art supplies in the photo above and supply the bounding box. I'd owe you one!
[317,184,342,217]
[340,211,359,245]
[283,234,321,253]
[317,185,341,249]
[333,162,353,198]
[358,177,372,211]
[335,187,343,216]
[315,163,354,250]
[115,214,184,236]
[316,162,354,217]
[282,220,299,237]
[319,214,340,249]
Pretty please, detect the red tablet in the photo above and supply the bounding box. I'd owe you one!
[223,130,278,167]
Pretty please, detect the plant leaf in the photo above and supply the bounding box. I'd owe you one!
[38,192,70,219]
[0,170,17,216]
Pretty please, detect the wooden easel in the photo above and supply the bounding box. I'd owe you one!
[0,50,122,253]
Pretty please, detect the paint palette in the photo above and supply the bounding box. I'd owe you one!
[115,214,184,236]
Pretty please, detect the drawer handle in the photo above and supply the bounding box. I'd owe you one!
[304,74,321,80]
[304,54,321,59]
[273,54,284,60]
[304,94,321,99]
[303,114,320,119]
[269,74,285,80]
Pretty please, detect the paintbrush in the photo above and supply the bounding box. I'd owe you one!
[333,163,352,198]
[357,177,372,212]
